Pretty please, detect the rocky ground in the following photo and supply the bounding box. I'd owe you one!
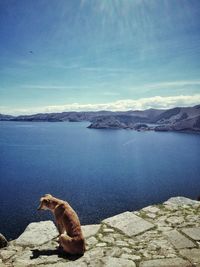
[0,196,200,267]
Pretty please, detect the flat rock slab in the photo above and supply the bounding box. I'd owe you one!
[180,248,200,265]
[39,263,87,267]
[12,251,66,267]
[181,227,200,241]
[15,221,58,247]
[140,257,192,267]
[164,196,199,206]
[102,256,136,267]
[142,206,160,214]
[0,250,16,261]
[103,211,154,237]
[165,229,196,249]
[0,260,6,267]
[81,224,101,239]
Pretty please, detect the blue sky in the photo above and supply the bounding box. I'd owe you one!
[0,0,200,114]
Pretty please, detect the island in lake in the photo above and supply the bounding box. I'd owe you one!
[0,104,200,133]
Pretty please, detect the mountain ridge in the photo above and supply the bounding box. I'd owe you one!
[0,105,200,132]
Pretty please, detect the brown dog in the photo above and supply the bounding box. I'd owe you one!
[38,194,85,255]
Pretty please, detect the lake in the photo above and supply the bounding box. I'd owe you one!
[0,121,200,240]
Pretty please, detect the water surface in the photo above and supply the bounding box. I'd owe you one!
[0,121,200,239]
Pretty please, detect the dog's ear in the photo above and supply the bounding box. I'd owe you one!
[44,194,52,197]
[37,197,49,210]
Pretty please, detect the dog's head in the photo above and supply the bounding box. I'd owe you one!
[37,194,54,211]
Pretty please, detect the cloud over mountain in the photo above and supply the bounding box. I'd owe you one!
[1,95,200,115]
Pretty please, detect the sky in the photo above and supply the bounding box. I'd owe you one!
[0,0,200,115]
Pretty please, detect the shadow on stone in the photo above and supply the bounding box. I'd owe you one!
[0,233,8,248]
[30,248,83,261]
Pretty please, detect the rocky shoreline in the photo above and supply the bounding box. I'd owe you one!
[0,196,200,266]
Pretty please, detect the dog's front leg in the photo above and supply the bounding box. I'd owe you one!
[57,222,65,235]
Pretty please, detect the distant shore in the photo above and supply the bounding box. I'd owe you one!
[1,104,200,133]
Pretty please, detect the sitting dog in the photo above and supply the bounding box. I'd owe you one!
[38,194,85,255]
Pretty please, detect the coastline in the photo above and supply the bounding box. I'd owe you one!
[1,104,200,134]
[1,120,200,135]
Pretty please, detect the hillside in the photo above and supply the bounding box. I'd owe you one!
[88,105,200,132]
[1,105,200,132]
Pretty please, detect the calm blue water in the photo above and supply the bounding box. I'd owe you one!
[0,121,200,239]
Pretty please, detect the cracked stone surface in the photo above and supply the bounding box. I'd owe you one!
[15,221,58,247]
[0,196,199,266]
[81,225,101,239]
[181,227,200,241]
[165,229,196,249]
[180,248,200,265]
[139,257,192,267]
[103,211,155,236]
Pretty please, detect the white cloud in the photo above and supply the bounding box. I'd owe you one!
[1,94,200,115]
[142,80,200,89]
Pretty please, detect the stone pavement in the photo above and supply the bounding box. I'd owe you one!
[0,196,200,266]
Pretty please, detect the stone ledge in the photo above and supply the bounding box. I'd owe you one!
[0,196,199,266]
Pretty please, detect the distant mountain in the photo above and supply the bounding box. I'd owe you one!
[0,114,15,121]
[1,105,200,133]
[154,105,200,132]
[9,111,115,122]
[88,105,200,132]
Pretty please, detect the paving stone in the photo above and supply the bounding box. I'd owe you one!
[122,247,132,253]
[164,197,199,206]
[103,212,154,237]
[100,235,115,244]
[139,257,192,267]
[165,229,196,249]
[86,236,98,246]
[82,247,104,261]
[104,247,122,257]
[116,240,129,247]
[181,227,200,241]
[142,206,160,214]
[101,256,136,267]
[180,248,200,265]
[152,255,165,259]
[15,221,58,247]
[0,249,15,260]
[0,260,7,267]
[145,213,157,219]
[121,253,141,261]
[96,242,107,247]
[63,262,87,267]
[166,216,184,225]
[40,263,87,267]
[186,215,200,222]
[102,228,115,233]
[12,249,65,267]
[81,224,101,239]
[157,226,173,232]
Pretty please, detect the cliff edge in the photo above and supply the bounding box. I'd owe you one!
[0,197,200,266]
